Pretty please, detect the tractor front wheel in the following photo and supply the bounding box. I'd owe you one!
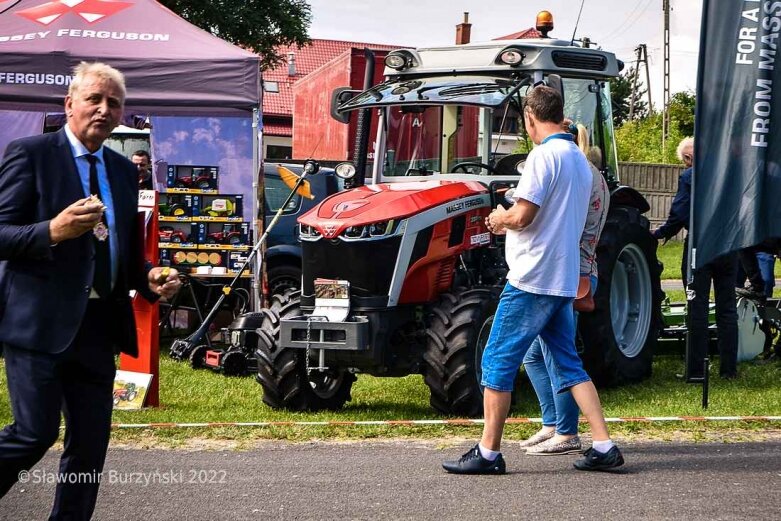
[423,287,497,417]
[255,295,355,411]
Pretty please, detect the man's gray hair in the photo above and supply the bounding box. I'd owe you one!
[68,62,126,101]
[676,136,694,162]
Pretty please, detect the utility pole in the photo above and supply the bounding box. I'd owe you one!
[662,0,671,152]
[630,44,652,120]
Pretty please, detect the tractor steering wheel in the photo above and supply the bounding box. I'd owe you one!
[451,161,502,175]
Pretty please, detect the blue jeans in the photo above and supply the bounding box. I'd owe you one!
[522,275,598,435]
[481,283,591,393]
[757,252,776,298]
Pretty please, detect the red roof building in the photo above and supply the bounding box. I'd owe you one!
[493,28,542,40]
[262,39,401,159]
[262,29,541,160]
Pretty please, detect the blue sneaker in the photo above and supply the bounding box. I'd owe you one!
[442,444,506,475]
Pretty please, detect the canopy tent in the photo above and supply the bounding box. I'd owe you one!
[0,0,263,309]
[0,0,260,115]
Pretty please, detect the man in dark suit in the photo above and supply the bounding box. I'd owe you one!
[0,62,181,519]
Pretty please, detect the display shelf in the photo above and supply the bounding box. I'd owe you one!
[199,244,250,251]
[164,187,219,195]
[159,216,243,223]
[158,242,197,250]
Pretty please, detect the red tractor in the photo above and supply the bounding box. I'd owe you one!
[158,226,188,244]
[206,227,243,245]
[174,174,212,190]
[251,13,663,415]
[113,383,138,405]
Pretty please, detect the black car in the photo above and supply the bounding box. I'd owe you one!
[264,163,340,295]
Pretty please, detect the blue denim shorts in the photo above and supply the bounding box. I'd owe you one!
[481,282,591,393]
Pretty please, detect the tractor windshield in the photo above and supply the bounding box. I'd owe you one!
[347,76,529,177]
[341,74,618,180]
[383,105,485,176]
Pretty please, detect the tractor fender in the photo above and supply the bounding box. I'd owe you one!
[609,185,650,215]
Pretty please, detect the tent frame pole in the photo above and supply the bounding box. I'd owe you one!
[252,107,262,312]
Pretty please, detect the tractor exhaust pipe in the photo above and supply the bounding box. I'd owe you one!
[346,48,375,189]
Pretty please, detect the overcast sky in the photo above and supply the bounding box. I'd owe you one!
[308,0,702,109]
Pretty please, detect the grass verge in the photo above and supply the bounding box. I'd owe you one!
[658,240,781,281]
[2,353,779,446]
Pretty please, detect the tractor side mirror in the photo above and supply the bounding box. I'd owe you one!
[546,74,565,104]
[330,87,361,124]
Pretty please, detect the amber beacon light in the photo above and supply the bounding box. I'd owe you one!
[536,11,554,37]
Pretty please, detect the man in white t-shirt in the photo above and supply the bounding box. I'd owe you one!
[442,86,624,474]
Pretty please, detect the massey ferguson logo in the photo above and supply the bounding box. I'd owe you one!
[323,224,338,238]
[332,200,368,213]
[18,0,133,26]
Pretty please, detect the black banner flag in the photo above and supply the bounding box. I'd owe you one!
[692,0,781,268]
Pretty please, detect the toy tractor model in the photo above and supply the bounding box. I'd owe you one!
[251,12,663,415]
[158,196,188,217]
[175,174,212,190]
[206,229,243,245]
[113,382,138,405]
[158,226,189,244]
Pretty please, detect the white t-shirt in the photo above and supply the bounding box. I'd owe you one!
[505,135,592,297]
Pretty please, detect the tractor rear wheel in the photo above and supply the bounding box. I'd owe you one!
[578,206,663,386]
[255,294,355,411]
[423,287,497,417]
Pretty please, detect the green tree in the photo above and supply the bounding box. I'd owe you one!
[160,0,312,70]
[667,91,696,137]
[614,90,696,164]
[615,111,684,164]
[610,67,649,127]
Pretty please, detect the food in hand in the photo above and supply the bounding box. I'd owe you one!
[157,266,170,284]
[88,194,107,212]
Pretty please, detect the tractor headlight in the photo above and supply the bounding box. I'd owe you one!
[344,225,367,239]
[369,220,396,237]
[499,50,524,65]
[384,50,418,71]
[299,223,321,239]
[335,162,357,180]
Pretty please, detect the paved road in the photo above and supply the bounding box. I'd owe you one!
[2,439,780,520]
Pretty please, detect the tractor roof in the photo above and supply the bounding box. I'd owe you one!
[384,38,621,80]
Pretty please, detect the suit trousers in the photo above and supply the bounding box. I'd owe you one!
[681,241,739,379]
[0,300,116,520]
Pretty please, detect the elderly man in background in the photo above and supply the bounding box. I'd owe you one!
[653,137,738,379]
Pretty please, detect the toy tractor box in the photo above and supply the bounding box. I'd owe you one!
[166,165,219,192]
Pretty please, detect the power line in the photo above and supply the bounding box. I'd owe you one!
[598,0,655,43]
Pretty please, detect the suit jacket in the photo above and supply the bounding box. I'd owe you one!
[0,128,156,356]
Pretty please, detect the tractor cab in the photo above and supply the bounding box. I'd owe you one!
[332,24,622,190]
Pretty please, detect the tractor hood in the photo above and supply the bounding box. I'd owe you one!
[298,180,488,239]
